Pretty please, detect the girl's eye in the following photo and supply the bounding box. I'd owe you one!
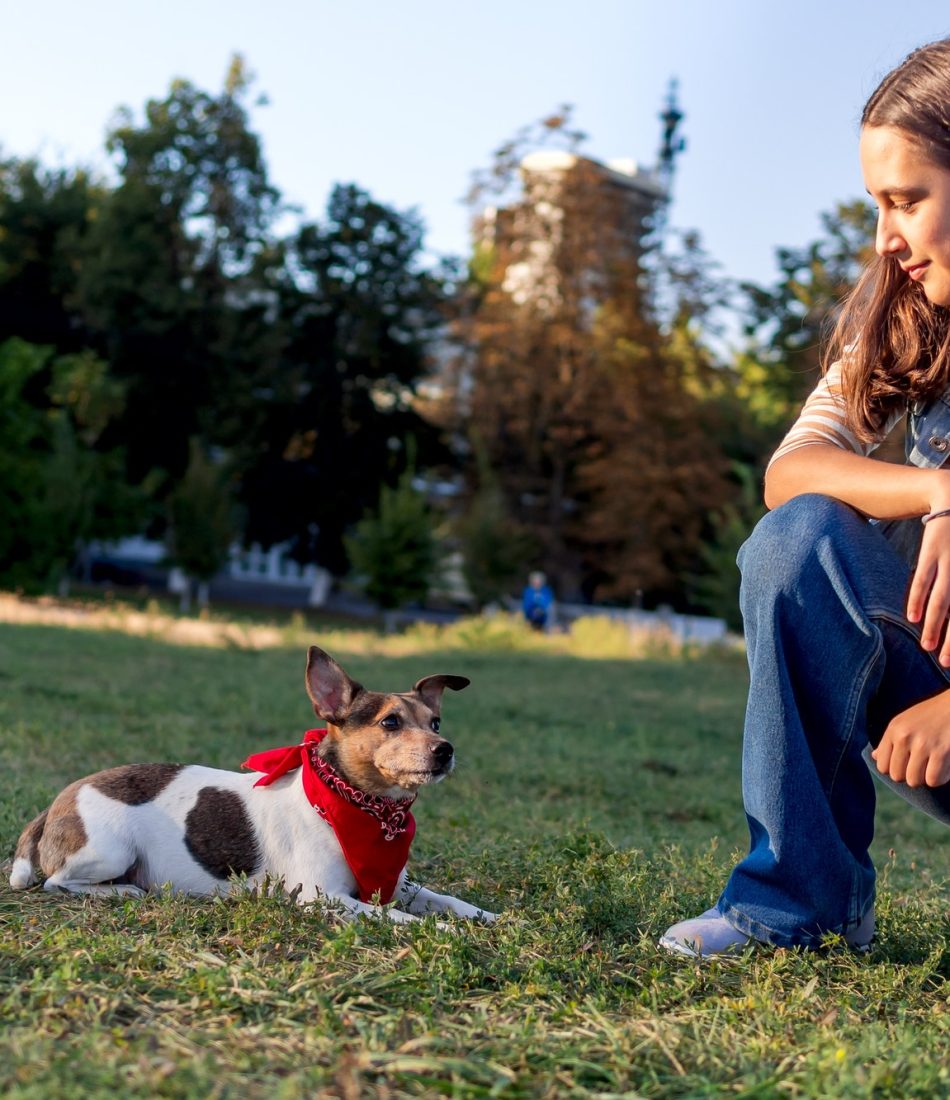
[380,715,400,732]
[431,718,441,733]
[894,201,916,212]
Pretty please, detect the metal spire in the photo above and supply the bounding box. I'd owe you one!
[658,78,686,192]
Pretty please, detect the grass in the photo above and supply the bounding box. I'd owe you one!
[0,604,948,1097]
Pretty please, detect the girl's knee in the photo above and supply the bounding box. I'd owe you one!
[738,494,863,592]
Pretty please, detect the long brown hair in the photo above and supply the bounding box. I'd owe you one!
[826,38,950,440]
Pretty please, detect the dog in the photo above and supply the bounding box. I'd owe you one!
[9,645,497,925]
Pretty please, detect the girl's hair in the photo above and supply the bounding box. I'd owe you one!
[826,38,950,440]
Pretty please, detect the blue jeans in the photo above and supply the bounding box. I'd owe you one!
[718,494,950,947]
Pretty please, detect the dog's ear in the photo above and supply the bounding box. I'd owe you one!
[306,646,363,724]
[413,674,470,712]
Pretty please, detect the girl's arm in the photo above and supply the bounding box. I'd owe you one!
[764,443,950,519]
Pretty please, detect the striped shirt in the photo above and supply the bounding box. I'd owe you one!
[768,361,905,469]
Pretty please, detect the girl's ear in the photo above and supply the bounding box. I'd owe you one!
[305,646,363,723]
[413,674,470,712]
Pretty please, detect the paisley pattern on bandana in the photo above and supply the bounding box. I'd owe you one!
[306,745,415,841]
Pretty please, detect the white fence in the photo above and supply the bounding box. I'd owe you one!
[226,543,332,606]
[556,602,728,646]
[90,538,332,608]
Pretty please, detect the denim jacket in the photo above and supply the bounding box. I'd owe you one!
[906,393,950,468]
[878,396,950,561]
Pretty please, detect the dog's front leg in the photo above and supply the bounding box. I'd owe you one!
[297,887,423,924]
[396,879,498,922]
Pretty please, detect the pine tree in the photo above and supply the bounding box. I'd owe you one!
[345,468,439,628]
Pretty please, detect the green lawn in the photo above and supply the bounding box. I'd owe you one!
[1,615,948,1098]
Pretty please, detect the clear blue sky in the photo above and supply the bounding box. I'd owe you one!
[2,0,949,296]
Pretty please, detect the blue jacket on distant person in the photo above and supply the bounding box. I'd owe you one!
[522,572,554,630]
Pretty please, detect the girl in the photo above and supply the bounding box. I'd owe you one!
[661,37,950,957]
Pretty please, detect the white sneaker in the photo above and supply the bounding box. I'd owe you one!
[658,908,750,958]
[658,907,875,958]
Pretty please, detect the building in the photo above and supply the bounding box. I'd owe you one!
[476,151,667,316]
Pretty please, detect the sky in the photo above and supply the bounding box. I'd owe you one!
[2,1,950,305]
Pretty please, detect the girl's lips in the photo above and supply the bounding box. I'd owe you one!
[904,261,930,281]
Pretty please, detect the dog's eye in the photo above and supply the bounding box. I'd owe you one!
[431,718,440,733]
[380,714,400,732]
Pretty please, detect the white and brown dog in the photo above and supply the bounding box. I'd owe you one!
[9,645,496,924]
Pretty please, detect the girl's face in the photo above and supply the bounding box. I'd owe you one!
[860,124,950,307]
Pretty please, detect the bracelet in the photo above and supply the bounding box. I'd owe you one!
[921,507,950,525]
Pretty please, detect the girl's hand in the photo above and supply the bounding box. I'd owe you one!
[907,514,950,664]
[872,690,950,788]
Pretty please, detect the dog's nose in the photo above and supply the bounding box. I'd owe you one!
[431,740,454,765]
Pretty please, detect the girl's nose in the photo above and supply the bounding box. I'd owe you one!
[875,212,907,258]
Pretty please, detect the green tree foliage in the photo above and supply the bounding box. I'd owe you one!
[0,158,99,351]
[0,58,448,600]
[456,449,535,608]
[70,56,281,487]
[166,440,236,608]
[689,461,766,631]
[0,340,143,591]
[738,201,876,443]
[238,183,448,573]
[10,75,881,616]
[345,468,438,620]
[0,340,49,588]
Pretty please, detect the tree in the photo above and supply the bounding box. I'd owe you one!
[575,305,730,601]
[238,183,450,574]
[688,461,766,631]
[0,339,144,592]
[738,201,876,446]
[345,467,439,629]
[451,110,732,603]
[0,157,99,351]
[166,440,236,610]
[456,447,535,608]
[0,62,454,590]
[0,339,50,589]
[70,55,281,487]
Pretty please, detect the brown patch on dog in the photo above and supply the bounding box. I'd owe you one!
[184,788,261,880]
[334,744,396,795]
[13,807,49,864]
[37,782,89,876]
[91,763,184,805]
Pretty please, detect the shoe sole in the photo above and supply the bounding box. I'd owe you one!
[658,934,873,958]
[657,935,701,958]
[657,934,749,959]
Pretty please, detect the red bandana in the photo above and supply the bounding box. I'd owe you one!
[242,729,416,904]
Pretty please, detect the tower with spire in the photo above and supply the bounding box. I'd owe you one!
[658,78,686,193]
[475,84,684,313]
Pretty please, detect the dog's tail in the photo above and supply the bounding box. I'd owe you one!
[9,808,48,889]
